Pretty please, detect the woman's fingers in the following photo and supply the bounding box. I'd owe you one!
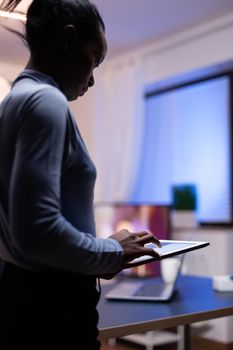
[123,247,161,269]
[141,246,161,259]
[132,244,161,259]
[109,229,161,248]
[132,231,161,247]
[123,239,161,261]
[109,229,161,268]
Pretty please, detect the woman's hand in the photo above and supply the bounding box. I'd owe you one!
[109,229,161,269]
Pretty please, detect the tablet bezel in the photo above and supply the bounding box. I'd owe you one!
[127,239,210,267]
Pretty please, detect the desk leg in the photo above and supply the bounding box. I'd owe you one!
[178,325,191,350]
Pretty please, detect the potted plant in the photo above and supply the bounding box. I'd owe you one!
[171,184,197,228]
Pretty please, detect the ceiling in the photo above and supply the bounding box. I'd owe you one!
[95,0,233,57]
[1,0,233,63]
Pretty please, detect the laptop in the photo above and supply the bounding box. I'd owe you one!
[105,254,185,302]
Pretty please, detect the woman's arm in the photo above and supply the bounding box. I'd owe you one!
[9,87,123,274]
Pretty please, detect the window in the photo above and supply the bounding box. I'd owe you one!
[131,74,232,224]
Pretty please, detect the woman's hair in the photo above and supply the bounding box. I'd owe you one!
[0,0,105,55]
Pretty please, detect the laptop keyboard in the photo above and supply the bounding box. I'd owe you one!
[134,282,172,297]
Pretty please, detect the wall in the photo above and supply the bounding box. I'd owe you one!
[66,12,233,159]
[95,12,233,343]
[144,13,233,85]
[2,13,233,155]
[0,61,24,83]
[172,228,233,343]
[103,12,233,87]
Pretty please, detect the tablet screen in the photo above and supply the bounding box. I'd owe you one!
[128,239,209,266]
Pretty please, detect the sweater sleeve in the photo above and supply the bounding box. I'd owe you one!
[9,87,123,274]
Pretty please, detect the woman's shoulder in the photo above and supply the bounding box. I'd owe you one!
[9,70,65,107]
[29,83,68,110]
[1,76,69,130]
[13,78,66,106]
[10,79,68,121]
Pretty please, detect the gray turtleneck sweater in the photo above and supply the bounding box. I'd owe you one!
[0,69,123,274]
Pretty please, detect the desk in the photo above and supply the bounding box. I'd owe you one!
[98,275,233,350]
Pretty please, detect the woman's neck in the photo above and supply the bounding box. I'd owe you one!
[25,56,52,76]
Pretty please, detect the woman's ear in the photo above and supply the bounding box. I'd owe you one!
[62,24,78,51]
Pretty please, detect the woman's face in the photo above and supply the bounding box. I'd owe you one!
[59,26,107,101]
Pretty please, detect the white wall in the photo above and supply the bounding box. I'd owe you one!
[0,62,24,83]
[2,13,233,156]
[173,228,233,344]
[144,13,233,85]
[95,12,233,344]
[67,12,233,157]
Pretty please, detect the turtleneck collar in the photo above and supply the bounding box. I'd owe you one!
[13,69,59,89]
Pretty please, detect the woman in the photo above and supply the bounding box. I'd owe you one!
[0,1,160,349]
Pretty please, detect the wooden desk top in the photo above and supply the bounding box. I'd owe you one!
[98,275,233,339]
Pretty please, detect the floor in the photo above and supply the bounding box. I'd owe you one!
[101,339,178,350]
[101,335,209,350]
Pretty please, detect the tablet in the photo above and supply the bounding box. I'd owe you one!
[128,239,210,267]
